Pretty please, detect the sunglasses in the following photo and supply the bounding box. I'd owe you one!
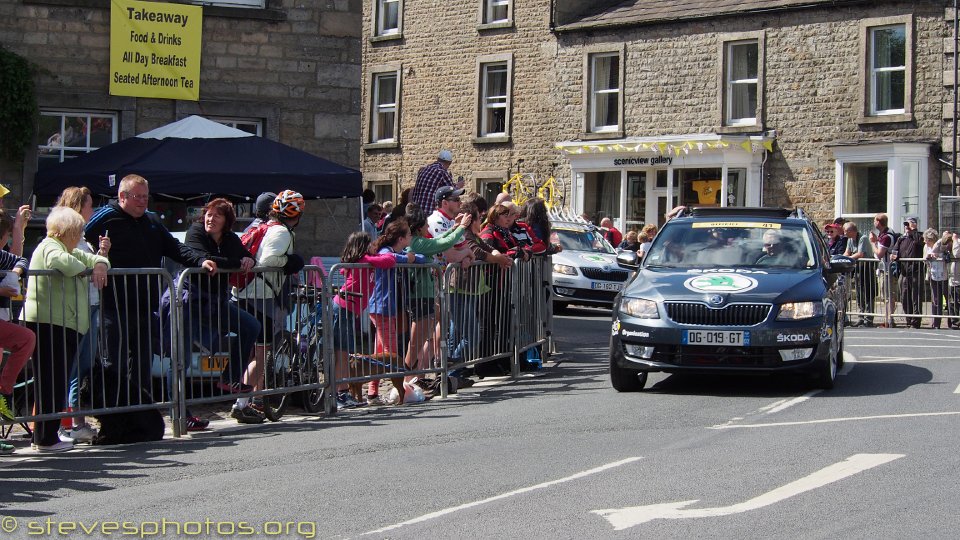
[763,242,779,247]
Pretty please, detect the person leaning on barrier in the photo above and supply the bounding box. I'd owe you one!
[947,232,960,330]
[24,207,110,453]
[520,198,562,255]
[232,190,305,423]
[54,186,111,444]
[182,198,261,429]
[843,222,876,327]
[84,175,215,393]
[923,228,948,329]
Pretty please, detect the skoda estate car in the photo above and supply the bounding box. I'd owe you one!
[550,220,629,310]
[609,207,854,391]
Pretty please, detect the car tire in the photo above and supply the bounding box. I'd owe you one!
[814,334,839,390]
[610,357,648,392]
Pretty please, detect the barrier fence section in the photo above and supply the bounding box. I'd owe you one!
[845,257,956,328]
[2,268,177,440]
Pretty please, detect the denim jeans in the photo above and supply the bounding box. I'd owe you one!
[67,304,99,408]
[174,300,260,390]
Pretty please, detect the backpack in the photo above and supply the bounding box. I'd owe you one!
[229,221,282,291]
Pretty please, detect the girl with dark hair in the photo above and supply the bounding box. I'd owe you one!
[520,198,562,254]
[403,205,471,386]
[330,231,405,406]
[366,218,427,404]
[183,198,261,427]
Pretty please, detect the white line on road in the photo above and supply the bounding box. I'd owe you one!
[359,456,643,536]
[955,383,960,394]
[711,411,960,429]
[592,454,904,530]
[762,391,819,414]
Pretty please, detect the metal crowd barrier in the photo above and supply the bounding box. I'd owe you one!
[1,256,555,442]
[845,257,955,328]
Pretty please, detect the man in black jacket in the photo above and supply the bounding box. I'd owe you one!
[85,174,215,395]
[891,217,924,328]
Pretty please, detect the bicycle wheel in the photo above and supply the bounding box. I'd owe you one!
[300,331,325,414]
[262,332,295,422]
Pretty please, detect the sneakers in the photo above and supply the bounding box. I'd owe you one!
[0,394,15,422]
[62,424,97,443]
[336,392,362,409]
[216,381,254,394]
[366,394,386,406]
[185,416,210,431]
[0,442,14,455]
[34,440,74,453]
[230,405,265,424]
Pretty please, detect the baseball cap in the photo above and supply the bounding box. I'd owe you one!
[435,185,465,203]
[255,192,277,218]
[438,149,453,162]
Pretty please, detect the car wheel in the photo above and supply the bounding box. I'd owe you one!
[610,357,648,392]
[814,334,838,390]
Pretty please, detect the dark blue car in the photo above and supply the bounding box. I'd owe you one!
[609,207,855,391]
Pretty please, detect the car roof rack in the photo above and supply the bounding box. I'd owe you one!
[549,208,595,226]
[685,207,794,219]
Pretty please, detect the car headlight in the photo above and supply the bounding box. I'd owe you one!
[776,301,824,320]
[553,263,578,276]
[620,298,660,319]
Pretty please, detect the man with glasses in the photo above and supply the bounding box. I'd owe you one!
[85,174,215,405]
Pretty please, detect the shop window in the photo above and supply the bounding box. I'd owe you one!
[626,171,647,231]
[726,168,747,206]
[860,16,912,122]
[678,169,723,207]
[189,0,262,6]
[482,0,510,24]
[371,71,399,143]
[725,40,758,126]
[37,111,118,170]
[582,171,620,224]
[480,62,509,137]
[587,51,622,134]
[375,0,401,37]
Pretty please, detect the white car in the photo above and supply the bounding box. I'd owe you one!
[550,220,630,310]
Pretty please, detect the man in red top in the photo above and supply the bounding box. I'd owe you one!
[600,217,623,247]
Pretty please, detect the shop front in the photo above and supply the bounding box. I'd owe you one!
[556,134,773,232]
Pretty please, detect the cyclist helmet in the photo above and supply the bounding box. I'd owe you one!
[272,190,305,218]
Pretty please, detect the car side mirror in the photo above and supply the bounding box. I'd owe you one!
[617,250,639,270]
[828,255,855,274]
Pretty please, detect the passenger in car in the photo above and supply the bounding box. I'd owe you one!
[756,230,800,267]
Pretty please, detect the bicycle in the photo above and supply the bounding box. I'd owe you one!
[502,172,536,206]
[261,285,326,421]
[537,175,564,209]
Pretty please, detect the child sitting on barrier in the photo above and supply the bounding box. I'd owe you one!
[331,231,407,407]
[366,218,427,405]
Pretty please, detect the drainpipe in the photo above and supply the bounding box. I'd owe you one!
[953,0,958,194]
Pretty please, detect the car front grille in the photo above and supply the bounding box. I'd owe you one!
[579,267,629,282]
[664,302,771,326]
[650,345,784,367]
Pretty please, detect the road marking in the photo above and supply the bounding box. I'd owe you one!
[711,411,960,429]
[592,454,903,530]
[762,392,818,414]
[955,383,960,394]
[360,456,643,536]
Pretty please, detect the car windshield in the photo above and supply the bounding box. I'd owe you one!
[554,228,615,254]
[643,220,817,269]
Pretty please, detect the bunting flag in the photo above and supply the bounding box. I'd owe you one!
[740,140,753,152]
[0,184,9,198]
[762,140,774,152]
[555,136,774,155]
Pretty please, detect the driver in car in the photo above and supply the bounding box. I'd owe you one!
[756,229,796,266]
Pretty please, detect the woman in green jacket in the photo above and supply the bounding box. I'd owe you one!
[23,207,109,452]
[403,206,471,383]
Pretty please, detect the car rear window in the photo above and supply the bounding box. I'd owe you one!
[643,221,816,269]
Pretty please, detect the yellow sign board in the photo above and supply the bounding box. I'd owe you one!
[109,0,202,101]
[692,222,782,229]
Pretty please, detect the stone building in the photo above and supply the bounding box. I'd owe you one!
[0,0,362,256]
[361,0,955,233]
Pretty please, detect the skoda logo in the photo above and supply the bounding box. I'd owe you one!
[684,274,758,293]
[708,295,725,305]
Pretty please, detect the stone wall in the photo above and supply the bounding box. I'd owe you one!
[361,0,948,224]
[0,0,363,256]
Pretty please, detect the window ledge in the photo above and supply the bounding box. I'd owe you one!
[716,124,763,135]
[363,141,399,151]
[473,135,511,144]
[24,0,286,20]
[580,130,624,140]
[858,113,913,125]
[477,21,514,32]
[369,33,403,44]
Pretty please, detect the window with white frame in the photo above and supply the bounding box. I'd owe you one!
[589,52,621,133]
[868,24,906,115]
[480,62,508,137]
[37,111,118,170]
[371,71,399,143]
[725,40,758,125]
[375,0,400,36]
[213,117,263,136]
[833,143,929,231]
[483,0,510,24]
[370,182,394,204]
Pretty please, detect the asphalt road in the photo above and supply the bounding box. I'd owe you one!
[1,306,959,539]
